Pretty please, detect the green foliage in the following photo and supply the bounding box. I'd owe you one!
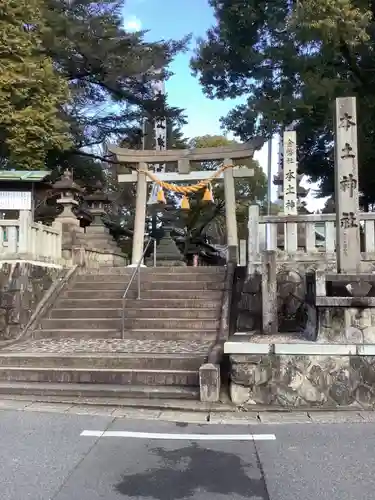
[187,134,267,241]
[189,135,267,203]
[191,0,375,207]
[0,0,71,170]
[40,0,188,183]
[0,0,189,185]
[291,0,371,45]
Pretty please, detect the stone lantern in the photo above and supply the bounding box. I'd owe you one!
[83,181,118,251]
[52,169,83,229]
[150,203,186,266]
[84,181,110,233]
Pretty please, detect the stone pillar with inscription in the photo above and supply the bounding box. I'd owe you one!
[310,97,375,345]
[283,131,298,215]
[283,131,298,252]
[334,97,361,274]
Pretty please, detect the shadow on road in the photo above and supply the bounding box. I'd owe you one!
[114,443,268,499]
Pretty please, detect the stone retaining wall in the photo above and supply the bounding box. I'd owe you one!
[0,262,61,341]
[229,350,375,408]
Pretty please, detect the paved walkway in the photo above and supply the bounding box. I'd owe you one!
[1,338,212,354]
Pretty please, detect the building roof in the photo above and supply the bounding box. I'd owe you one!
[0,170,51,182]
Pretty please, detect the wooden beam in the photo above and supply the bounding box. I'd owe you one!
[118,168,254,184]
[108,137,265,164]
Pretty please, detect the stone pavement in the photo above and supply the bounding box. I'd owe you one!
[2,338,212,354]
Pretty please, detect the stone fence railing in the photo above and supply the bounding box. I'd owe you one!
[248,205,375,267]
[0,210,62,263]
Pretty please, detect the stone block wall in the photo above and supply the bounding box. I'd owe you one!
[0,262,61,341]
[318,308,375,343]
[233,259,375,339]
[235,262,328,334]
[230,353,375,408]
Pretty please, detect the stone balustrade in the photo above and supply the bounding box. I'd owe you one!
[0,211,62,263]
[62,245,129,269]
[248,205,375,267]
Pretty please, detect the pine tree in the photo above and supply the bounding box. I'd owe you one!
[191,0,375,206]
[0,0,71,169]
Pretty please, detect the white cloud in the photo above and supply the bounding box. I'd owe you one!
[124,16,142,31]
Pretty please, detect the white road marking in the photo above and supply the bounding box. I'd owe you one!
[80,430,276,441]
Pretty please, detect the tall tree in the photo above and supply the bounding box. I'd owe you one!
[0,0,71,170]
[191,0,375,208]
[40,0,189,183]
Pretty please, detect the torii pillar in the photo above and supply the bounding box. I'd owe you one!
[109,139,264,265]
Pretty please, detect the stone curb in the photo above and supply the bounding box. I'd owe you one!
[225,340,375,356]
[0,399,373,425]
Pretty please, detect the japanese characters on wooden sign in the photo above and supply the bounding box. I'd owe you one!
[283,131,297,215]
[334,97,361,273]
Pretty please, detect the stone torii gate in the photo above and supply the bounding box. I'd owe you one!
[109,140,264,265]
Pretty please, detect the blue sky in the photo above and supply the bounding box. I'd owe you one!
[121,0,324,210]
[122,0,244,139]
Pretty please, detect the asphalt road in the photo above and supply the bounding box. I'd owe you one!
[1,409,375,500]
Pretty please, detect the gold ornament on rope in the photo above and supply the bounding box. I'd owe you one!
[139,162,232,209]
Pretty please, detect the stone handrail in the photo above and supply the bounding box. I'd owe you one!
[62,245,129,269]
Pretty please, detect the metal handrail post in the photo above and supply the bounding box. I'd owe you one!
[137,264,141,300]
[121,238,153,339]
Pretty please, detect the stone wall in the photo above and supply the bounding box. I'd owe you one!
[0,262,61,341]
[234,258,375,336]
[229,353,375,408]
[318,308,375,343]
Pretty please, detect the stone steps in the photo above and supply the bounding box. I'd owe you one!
[63,290,223,300]
[34,328,218,340]
[80,266,224,275]
[33,329,120,339]
[0,367,199,386]
[41,317,220,330]
[75,273,225,283]
[0,382,199,400]
[0,353,206,371]
[50,308,220,319]
[73,281,225,291]
[56,298,221,310]
[15,265,226,402]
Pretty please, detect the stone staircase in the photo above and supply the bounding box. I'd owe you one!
[0,266,225,401]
